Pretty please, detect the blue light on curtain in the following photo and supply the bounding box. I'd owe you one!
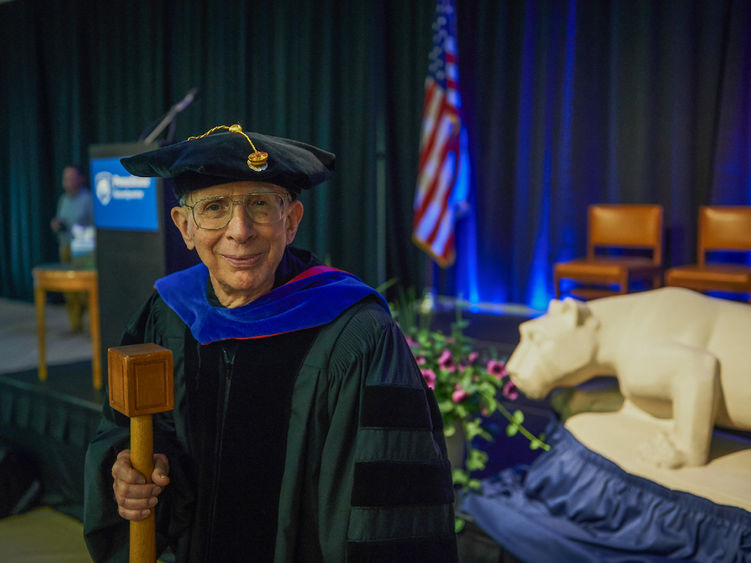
[453,125,480,305]
[509,1,538,308]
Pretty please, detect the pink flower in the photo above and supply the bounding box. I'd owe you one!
[502,380,519,400]
[438,349,456,372]
[416,356,426,366]
[452,384,468,403]
[467,352,479,364]
[406,336,417,348]
[486,360,507,379]
[421,369,436,389]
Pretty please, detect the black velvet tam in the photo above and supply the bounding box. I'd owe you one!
[120,128,335,198]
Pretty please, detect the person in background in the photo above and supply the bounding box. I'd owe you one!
[50,165,94,332]
[83,124,457,562]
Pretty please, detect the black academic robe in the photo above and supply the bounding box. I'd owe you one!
[83,262,457,562]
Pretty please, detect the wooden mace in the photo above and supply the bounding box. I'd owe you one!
[109,344,174,563]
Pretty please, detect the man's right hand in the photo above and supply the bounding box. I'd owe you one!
[111,449,170,521]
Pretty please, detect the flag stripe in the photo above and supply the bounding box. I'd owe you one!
[415,112,455,222]
[412,0,462,268]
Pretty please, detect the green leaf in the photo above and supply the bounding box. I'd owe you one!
[530,439,541,450]
[438,400,454,413]
[455,518,466,534]
[506,423,519,437]
[512,409,525,424]
[479,382,496,396]
[466,448,488,471]
[452,468,469,486]
[465,458,482,471]
[464,417,480,432]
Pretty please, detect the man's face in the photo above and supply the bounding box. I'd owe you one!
[62,167,84,195]
[171,181,303,308]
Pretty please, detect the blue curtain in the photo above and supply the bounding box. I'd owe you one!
[439,0,751,308]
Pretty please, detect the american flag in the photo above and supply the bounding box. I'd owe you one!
[412,0,462,268]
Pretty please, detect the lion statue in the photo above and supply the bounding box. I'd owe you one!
[506,287,751,468]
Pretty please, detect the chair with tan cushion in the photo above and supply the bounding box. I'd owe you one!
[665,206,751,302]
[554,204,663,299]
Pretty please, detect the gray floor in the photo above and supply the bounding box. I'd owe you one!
[0,297,92,375]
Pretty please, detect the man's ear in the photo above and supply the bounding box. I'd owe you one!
[285,200,304,245]
[170,206,195,250]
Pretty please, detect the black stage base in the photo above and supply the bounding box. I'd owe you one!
[0,361,104,521]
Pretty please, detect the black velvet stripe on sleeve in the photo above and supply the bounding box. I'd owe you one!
[426,387,444,432]
[360,386,432,430]
[347,535,458,562]
[352,460,454,507]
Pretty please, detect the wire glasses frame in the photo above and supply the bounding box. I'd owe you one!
[181,191,289,230]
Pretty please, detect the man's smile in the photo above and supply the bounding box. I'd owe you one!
[221,252,264,267]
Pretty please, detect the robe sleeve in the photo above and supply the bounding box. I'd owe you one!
[82,292,193,562]
[315,300,458,562]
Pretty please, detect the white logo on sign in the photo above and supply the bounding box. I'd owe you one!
[95,171,112,206]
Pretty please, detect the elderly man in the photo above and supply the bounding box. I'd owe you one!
[83,125,457,562]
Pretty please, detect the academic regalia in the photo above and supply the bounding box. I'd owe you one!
[83,248,457,562]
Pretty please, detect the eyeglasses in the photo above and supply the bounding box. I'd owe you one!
[182,191,288,230]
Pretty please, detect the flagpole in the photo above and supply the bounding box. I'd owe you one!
[421,256,436,313]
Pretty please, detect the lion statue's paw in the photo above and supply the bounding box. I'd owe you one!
[638,432,687,469]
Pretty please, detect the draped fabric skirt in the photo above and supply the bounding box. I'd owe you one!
[461,420,751,562]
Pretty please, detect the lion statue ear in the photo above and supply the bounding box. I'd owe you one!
[547,299,564,315]
[547,297,588,327]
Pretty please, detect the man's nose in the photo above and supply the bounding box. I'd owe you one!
[225,201,256,238]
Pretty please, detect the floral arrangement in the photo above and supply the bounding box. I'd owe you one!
[406,314,549,493]
[390,290,549,496]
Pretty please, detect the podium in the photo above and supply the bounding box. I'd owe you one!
[89,143,199,367]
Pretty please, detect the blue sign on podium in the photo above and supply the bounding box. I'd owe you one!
[90,156,159,231]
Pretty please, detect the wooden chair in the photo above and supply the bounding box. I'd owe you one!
[554,204,663,299]
[665,206,751,302]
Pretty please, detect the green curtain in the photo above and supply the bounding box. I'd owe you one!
[0,0,434,301]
